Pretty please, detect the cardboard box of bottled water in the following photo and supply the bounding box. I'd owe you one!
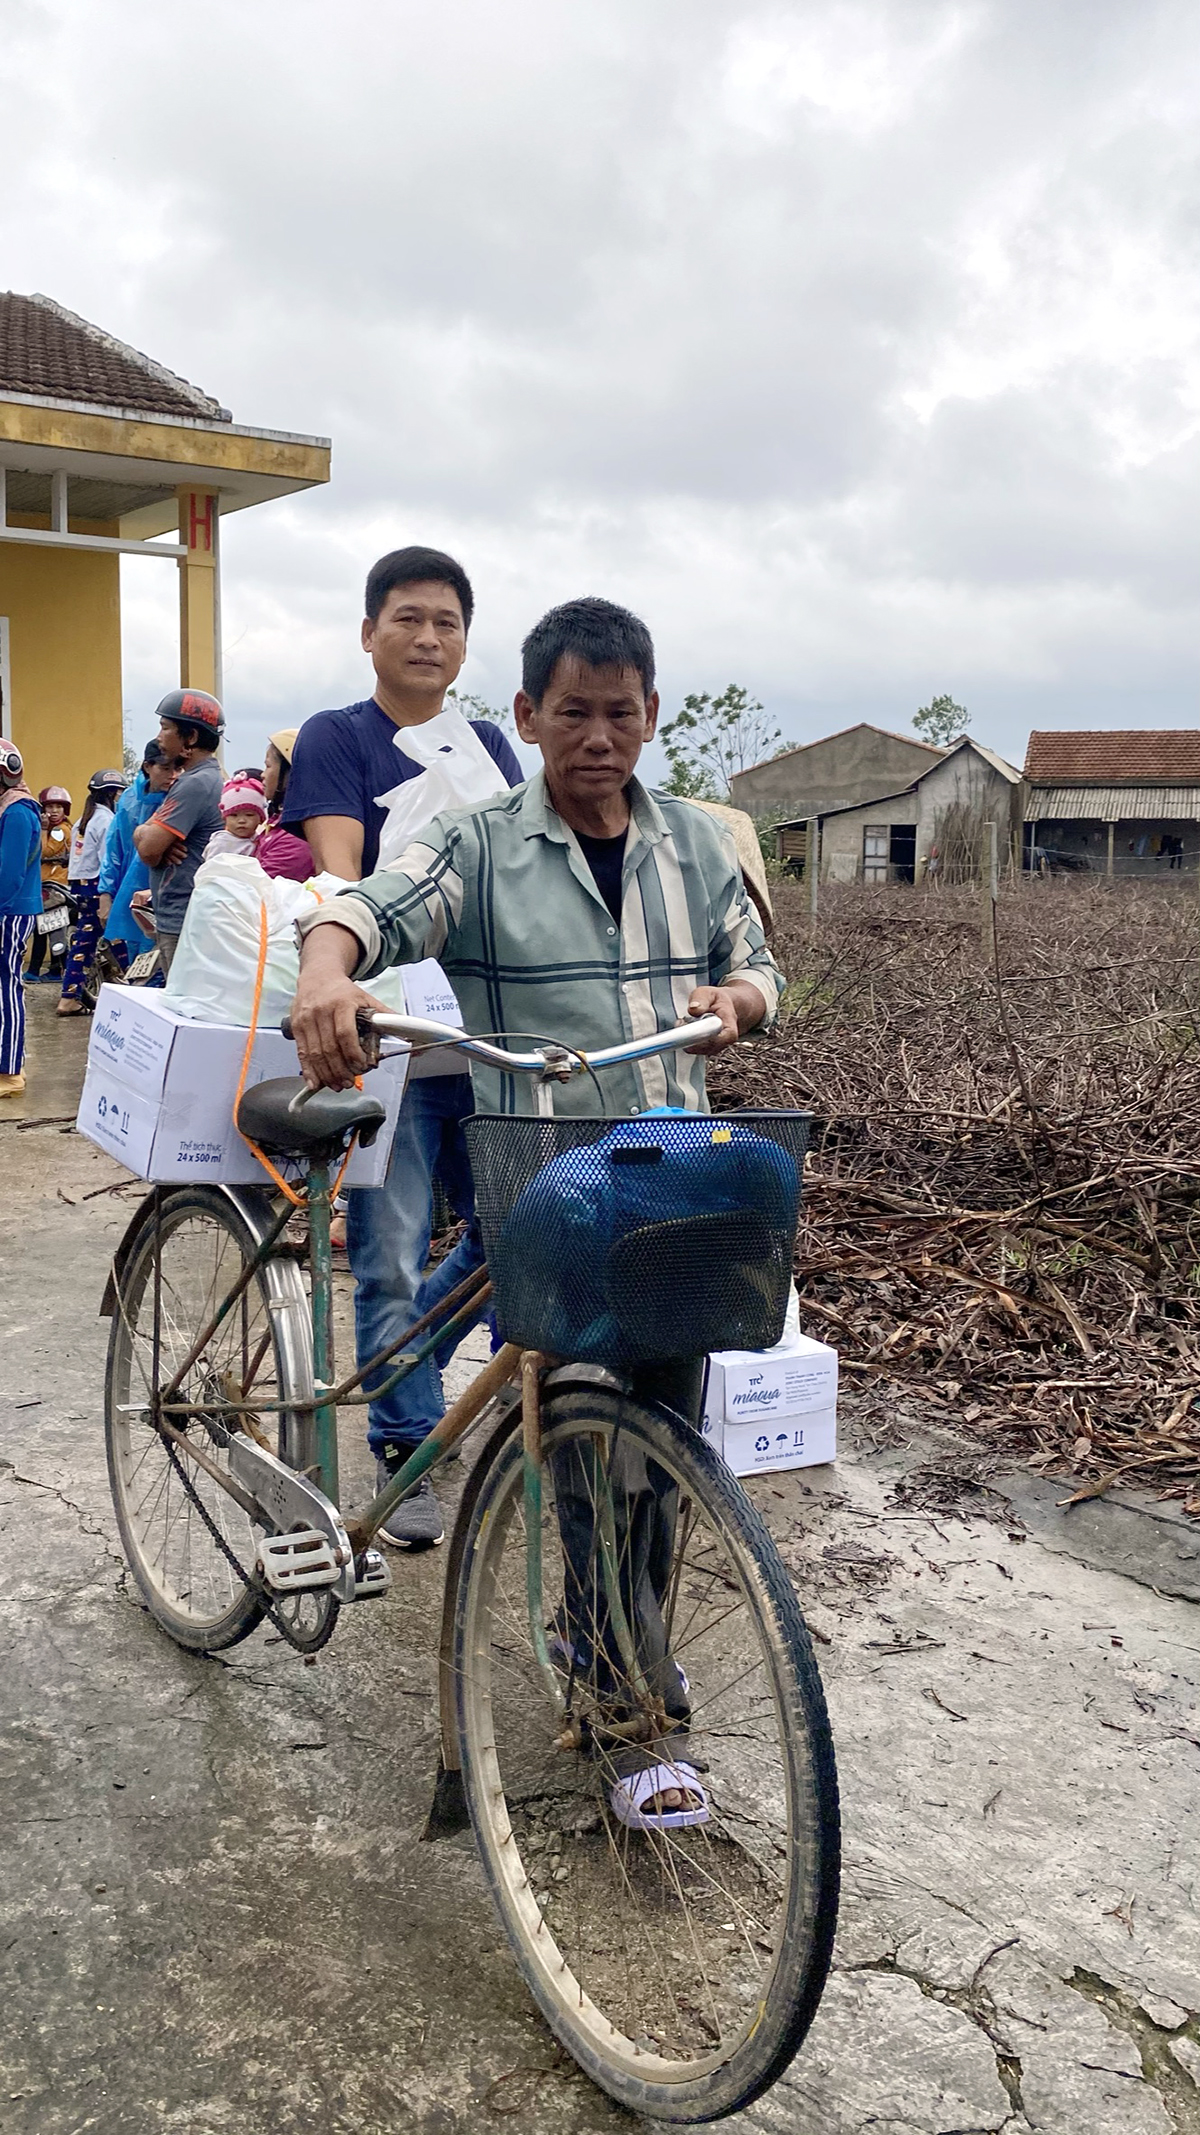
[77,985,407,1187]
[702,1292,838,1477]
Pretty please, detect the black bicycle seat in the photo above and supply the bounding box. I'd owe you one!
[236,1077,387,1164]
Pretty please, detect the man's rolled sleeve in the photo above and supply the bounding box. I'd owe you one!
[295,895,383,974]
[709,856,785,1033]
[728,955,782,1031]
[295,823,463,980]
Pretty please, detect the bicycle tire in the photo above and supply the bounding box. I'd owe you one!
[105,1186,314,1652]
[452,1384,840,2122]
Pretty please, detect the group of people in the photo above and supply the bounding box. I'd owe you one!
[0,710,311,1092]
[122,701,309,979]
[0,755,136,1092]
[4,541,785,1827]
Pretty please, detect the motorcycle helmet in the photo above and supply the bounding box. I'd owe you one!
[154,687,225,740]
[88,768,129,795]
[0,739,24,787]
[39,785,72,808]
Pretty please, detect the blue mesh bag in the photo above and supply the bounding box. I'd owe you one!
[464,1111,810,1366]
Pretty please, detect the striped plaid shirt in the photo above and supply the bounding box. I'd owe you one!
[298,772,784,1116]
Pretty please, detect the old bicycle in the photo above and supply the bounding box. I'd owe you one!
[101,1010,840,2123]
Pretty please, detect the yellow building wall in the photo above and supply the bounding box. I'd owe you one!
[0,532,123,811]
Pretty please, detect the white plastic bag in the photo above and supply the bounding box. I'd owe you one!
[374,707,509,869]
[163,855,316,1026]
[163,855,418,1031]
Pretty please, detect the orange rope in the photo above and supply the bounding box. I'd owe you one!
[232,902,364,1208]
[233,903,306,1206]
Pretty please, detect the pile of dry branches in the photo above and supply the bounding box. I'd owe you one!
[708,878,1200,1511]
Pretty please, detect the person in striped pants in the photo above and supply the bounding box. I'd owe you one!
[57,769,127,1016]
[0,740,44,1097]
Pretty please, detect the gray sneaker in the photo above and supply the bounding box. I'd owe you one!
[376,1464,445,1550]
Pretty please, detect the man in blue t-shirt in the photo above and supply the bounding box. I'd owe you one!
[285,545,522,1549]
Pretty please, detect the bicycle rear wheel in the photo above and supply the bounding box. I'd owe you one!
[105,1186,313,1652]
[453,1384,840,2122]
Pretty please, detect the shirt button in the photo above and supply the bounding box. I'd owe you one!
[607,926,616,936]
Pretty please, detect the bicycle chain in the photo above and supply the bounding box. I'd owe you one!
[159,1424,339,1653]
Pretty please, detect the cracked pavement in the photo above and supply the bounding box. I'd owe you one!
[0,1056,1198,2132]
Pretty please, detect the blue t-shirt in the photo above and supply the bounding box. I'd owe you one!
[284,698,523,877]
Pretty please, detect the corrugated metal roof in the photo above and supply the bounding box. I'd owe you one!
[1026,785,1200,821]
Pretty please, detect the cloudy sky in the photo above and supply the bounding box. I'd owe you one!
[4,0,1198,777]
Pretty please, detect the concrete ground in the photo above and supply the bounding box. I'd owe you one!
[1,990,1198,2134]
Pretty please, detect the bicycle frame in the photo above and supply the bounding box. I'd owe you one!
[127,1008,726,1636]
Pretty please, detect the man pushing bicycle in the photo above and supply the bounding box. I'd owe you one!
[103,593,838,2106]
[291,594,785,1829]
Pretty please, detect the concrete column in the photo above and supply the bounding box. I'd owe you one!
[1106,822,1115,877]
[177,489,220,694]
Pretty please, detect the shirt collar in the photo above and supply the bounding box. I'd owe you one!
[519,769,667,848]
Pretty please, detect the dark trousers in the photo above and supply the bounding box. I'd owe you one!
[26,926,63,980]
[552,1360,704,1742]
[60,883,100,1000]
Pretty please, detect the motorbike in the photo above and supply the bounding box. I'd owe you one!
[32,883,77,974]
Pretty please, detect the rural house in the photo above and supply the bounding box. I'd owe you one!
[1023,731,1200,875]
[729,722,945,824]
[774,736,1023,884]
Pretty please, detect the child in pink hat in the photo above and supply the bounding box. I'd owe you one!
[204,777,267,860]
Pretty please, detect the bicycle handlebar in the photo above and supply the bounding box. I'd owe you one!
[365,1010,725,1076]
[280,1009,726,1078]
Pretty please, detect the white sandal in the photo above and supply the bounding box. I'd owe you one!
[610,1760,710,1832]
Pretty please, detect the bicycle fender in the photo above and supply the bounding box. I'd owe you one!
[98,1183,286,1318]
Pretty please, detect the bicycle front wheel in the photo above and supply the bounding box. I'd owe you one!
[453,1385,840,2123]
[105,1186,313,1652]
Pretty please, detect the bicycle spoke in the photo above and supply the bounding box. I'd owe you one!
[106,1198,299,1645]
[455,1397,821,2087]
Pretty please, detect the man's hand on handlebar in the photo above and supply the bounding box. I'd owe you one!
[290,926,389,1092]
[685,982,762,1055]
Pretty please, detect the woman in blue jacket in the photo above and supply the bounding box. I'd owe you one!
[98,740,176,964]
[0,738,44,1096]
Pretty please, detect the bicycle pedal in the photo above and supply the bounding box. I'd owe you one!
[350,1548,391,1601]
[257,1529,341,1592]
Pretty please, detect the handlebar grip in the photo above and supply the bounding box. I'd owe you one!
[355,1009,382,1068]
[279,1009,379,1068]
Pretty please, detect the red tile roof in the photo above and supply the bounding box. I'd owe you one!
[0,292,228,421]
[1024,730,1200,786]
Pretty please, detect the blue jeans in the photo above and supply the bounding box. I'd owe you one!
[346,1075,486,1460]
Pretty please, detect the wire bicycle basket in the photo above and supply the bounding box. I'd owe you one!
[465,1110,811,1367]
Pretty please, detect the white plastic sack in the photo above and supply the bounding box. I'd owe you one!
[374,707,509,870]
[163,855,316,1026]
[165,855,408,1027]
